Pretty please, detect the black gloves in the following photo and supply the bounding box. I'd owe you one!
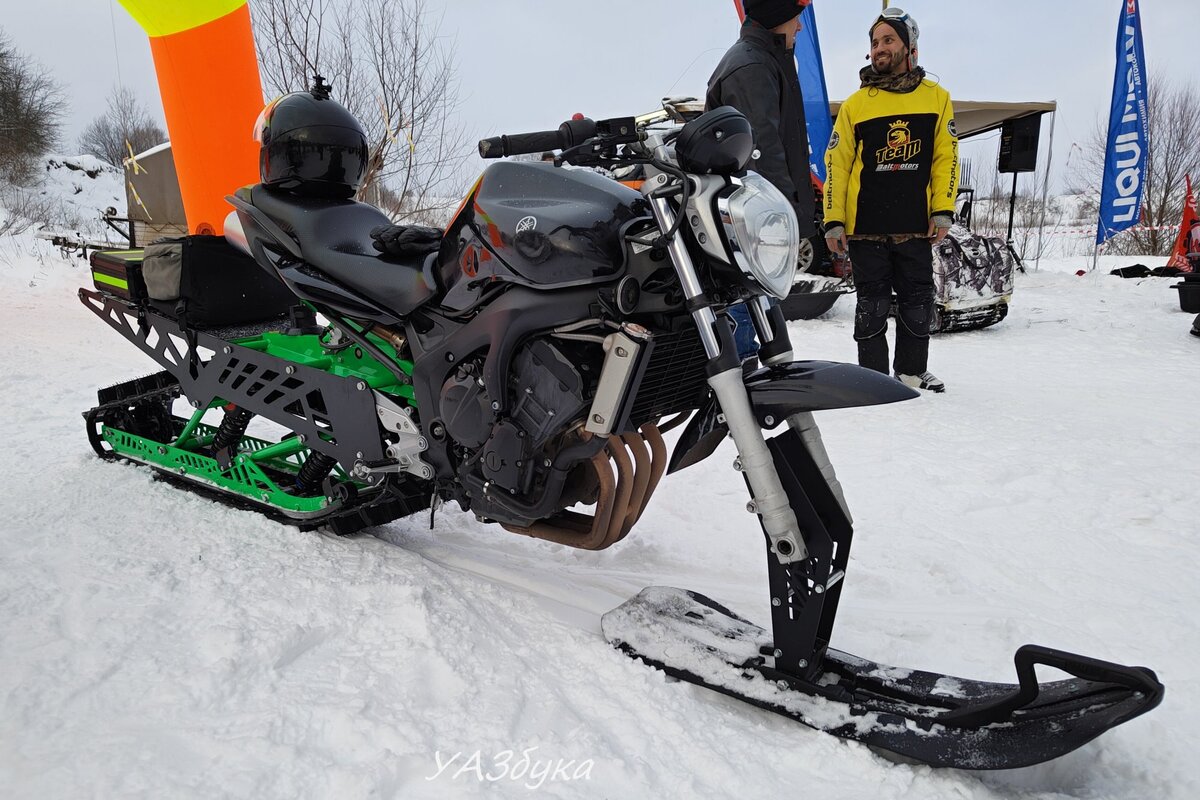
[370,224,443,258]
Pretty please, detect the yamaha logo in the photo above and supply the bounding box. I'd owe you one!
[516,216,537,233]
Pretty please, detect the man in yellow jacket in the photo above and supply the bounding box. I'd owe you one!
[824,8,958,393]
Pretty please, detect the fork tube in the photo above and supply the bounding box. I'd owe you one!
[648,189,806,564]
[787,411,852,524]
[647,193,724,359]
[749,296,775,341]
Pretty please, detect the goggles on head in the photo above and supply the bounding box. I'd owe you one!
[872,7,919,44]
[871,6,919,67]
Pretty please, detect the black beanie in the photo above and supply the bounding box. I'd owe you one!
[871,18,910,50]
[745,0,801,29]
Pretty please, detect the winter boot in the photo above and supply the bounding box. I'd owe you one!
[896,371,945,393]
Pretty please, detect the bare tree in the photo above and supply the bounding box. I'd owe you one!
[967,167,1065,259]
[0,29,65,184]
[251,0,470,223]
[1072,76,1200,256]
[77,86,166,168]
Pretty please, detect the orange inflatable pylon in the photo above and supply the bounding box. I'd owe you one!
[118,0,264,235]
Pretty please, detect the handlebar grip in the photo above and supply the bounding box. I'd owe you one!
[478,136,506,158]
[478,130,562,159]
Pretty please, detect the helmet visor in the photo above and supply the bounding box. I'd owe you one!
[253,96,284,145]
[264,124,369,196]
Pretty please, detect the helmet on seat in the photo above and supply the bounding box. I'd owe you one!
[255,76,369,199]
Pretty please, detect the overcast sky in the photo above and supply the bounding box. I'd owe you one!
[4,0,1197,195]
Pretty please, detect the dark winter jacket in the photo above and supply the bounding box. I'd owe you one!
[706,22,817,237]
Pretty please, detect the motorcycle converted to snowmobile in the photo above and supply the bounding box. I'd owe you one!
[79,86,1162,769]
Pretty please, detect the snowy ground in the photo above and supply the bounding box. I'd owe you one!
[0,235,1196,799]
[0,155,126,244]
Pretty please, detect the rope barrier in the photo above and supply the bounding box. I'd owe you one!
[994,224,1184,236]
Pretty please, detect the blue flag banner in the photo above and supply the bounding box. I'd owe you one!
[795,4,832,186]
[1096,0,1149,246]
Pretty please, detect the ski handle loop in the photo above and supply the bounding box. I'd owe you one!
[938,643,1164,728]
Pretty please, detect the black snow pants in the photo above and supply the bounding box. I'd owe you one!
[848,237,935,376]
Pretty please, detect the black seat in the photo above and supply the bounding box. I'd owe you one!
[247,185,438,317]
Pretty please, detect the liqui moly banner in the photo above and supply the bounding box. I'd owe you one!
[1096,0,1150,246]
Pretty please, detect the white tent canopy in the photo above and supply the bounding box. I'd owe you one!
[829,99,1057,140]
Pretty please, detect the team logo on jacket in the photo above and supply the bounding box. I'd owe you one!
[827,131,840,150]
[876,119,922,166]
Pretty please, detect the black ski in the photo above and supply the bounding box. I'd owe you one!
[603,587,1163,769]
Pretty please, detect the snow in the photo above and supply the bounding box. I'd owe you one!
[0,155,127,245]
[1,224,1197,798]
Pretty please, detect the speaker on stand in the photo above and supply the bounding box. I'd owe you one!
[997,115,1042,273]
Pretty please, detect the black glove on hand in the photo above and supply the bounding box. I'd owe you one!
[370,224,444,258]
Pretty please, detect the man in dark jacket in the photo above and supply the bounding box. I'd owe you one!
[707,0,816,361]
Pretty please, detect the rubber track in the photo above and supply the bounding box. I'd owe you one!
[83,373,429,535]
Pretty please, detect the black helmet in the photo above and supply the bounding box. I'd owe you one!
[255,76,369,199]
[676,107,755,175]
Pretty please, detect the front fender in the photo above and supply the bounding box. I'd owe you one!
[742,360,917,426]
[667,360,917,474]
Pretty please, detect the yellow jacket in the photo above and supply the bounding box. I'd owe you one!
[824,79,959,235]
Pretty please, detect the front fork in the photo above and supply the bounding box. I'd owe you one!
[649,192,853,677]
[648,193,809,564]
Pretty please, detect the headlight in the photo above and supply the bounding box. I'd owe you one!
[717,172,800,299]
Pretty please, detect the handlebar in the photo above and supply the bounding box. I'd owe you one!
[478,118,600,159]
[478,130,562,159]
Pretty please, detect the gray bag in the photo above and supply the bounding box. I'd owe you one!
[145,235,297,328]
[141,238,184,301]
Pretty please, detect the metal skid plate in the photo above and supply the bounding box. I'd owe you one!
[80,289,386,472]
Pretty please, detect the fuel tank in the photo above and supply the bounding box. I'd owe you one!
[437,161,650,312]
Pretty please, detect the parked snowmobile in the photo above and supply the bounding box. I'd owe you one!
[924,186,1015,333]
[80,84,1161,769]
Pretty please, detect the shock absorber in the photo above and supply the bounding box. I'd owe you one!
[295,450,338,495]
[212,405,254,466]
